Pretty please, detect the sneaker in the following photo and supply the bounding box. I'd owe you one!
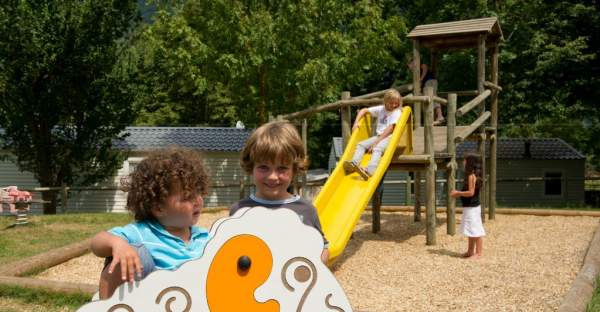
[356,166,371,180]
[343,161,357,174]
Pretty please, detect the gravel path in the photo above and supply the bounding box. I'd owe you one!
[35,210,598,312]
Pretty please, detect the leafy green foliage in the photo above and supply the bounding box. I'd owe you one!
[498,0,600,168]
[385,0,600,169]
[124,0,406,167]
[0,1,140,213]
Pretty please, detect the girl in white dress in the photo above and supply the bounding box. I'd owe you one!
[450,153,485,259]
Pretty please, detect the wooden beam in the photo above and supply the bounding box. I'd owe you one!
[455,111,491,142]
[0,276,97,296]
[0,239,91,277]
[438,90,479,97]
[456,89,491,117]
[433,96,448,105]
[403,95,431,103]
[483,81,502,91]
[395,154,431,164]
[279,98,381,120]
[353,84,413,99]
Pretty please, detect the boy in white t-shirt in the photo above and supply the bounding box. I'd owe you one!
[343,89,403,180]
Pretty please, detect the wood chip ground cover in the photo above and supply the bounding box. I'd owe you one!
[34,210,598,312]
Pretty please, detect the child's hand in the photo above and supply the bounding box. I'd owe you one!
[352,124,359,132]
[450,190,460,198]
[108,239,143,283]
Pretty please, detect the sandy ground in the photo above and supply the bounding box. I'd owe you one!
[34,210,598,312]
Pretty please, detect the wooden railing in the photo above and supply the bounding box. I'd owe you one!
[277,83,414,121]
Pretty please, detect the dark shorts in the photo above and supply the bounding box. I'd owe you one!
[103,243,156,281]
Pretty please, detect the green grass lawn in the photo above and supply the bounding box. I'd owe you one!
[588,277,600,312]
[0,213,132,312]
[0,213,132,264]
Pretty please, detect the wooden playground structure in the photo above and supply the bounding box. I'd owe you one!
[279,17,503,245]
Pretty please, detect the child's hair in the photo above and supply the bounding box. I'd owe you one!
[463,152,482,189]
[241,121,308,175]
[123,146,209,221]
[383,89,402,106]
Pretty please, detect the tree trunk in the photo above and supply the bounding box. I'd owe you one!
[42,190,58,214]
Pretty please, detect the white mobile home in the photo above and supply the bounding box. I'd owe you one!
[0,127,252,214]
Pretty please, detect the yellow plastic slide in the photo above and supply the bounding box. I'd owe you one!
[314,106,413,262]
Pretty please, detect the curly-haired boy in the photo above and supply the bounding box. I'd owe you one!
[91,147,210,299]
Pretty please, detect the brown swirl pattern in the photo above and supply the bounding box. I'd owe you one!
[107,304,134,312]
[155,286,192,312]
[281,257,317,312]
[325,293,346,312]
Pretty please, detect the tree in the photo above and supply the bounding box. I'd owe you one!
[385,0,600,168]
[126,0,407,167]
[0,0,140,214]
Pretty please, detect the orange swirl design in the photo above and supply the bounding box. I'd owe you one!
[206,234,279,311]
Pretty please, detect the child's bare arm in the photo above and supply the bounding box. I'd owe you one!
[91,231,143,282]
[91,231,121,257]
[450,174,477,198]
[352,108,369,131]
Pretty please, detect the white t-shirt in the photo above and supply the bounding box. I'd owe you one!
[367,105,402,135]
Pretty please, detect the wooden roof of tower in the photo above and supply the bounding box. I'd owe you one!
[407,17,503,50]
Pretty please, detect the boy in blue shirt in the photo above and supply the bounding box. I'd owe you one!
[91,147,211,299]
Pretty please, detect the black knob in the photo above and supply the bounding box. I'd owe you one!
[237,256,251,271]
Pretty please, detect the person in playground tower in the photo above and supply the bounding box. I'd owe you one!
[450,152,485,260]
[407,59,444,125]
[229,120,330,264]
[343,89,403,180]
[91,147,211,299]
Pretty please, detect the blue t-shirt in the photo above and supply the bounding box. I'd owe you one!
[109,220,210,270]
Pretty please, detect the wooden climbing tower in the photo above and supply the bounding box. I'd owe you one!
[278,17,503,247]
[388,17,504,244]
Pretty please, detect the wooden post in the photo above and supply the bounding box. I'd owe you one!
[446,93,457,235]
[372,181,383,233]
[424,86,436,245]
[489,45,499,220]
[477,35,486,96]
[341,91,351,149]
[477,34,487,222]
[479,133,487,222]
[414,172,421,222]
[410,42,421,222]
[61,183,68,213]
[412,40,422,127]
[412,40,422,95]
[406,173,412,205]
